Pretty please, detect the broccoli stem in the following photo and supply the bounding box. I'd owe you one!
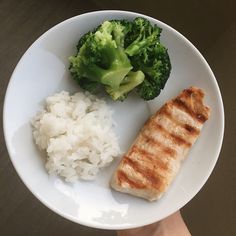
[106,70,145,101]
[125,33,160,56]
[100,45,133,88]
[69,47,132,90]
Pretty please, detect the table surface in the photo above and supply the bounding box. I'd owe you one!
[1,0,236,235]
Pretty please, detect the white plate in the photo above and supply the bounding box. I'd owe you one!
[3,10,224,229]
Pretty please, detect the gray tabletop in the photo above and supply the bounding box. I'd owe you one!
[1,0,236,235]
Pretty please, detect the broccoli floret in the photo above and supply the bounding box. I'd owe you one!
[69,17,171,101]
[124,18,171,100]
[106,70,145,101]
[137,44,171,100]
[124,17,161,57]
[69,20,133,90]
[76,31,93,51]
[76,79,101,94]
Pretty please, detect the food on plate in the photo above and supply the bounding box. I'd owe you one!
[69,17,171,101]
[111,87,210,201]
[31,91,120,182]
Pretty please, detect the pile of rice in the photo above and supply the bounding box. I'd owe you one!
[31,91,120,182]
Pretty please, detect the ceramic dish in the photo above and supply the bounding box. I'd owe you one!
[3,10,224,229]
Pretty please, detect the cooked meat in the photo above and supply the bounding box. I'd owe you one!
[111,87,210,201]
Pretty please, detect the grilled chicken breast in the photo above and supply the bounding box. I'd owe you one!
[111,87,210,201]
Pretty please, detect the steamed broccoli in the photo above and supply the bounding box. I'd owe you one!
[70,21,132,89]
[69,17,171,101]
[124,17,161,57]
[106,70,145,101]
[125,17,171,100]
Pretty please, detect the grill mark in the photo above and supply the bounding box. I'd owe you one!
[185,87,204,98]
[184,88,195,97]
[117,170,145,189]
[170,132,192,147]
[184,124,200,135]
[130,146,169,171]
[122,155,163,190]
[173,98,208,123]
[149,121,192,147]
[158,104,172,117]
[158,105,200,136]
[141,132,177,158]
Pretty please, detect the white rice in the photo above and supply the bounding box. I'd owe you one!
[31,91,120,182]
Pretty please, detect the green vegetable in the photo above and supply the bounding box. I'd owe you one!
[69,17,171,101]
[124,17,171,100]
[106,70,145,101]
